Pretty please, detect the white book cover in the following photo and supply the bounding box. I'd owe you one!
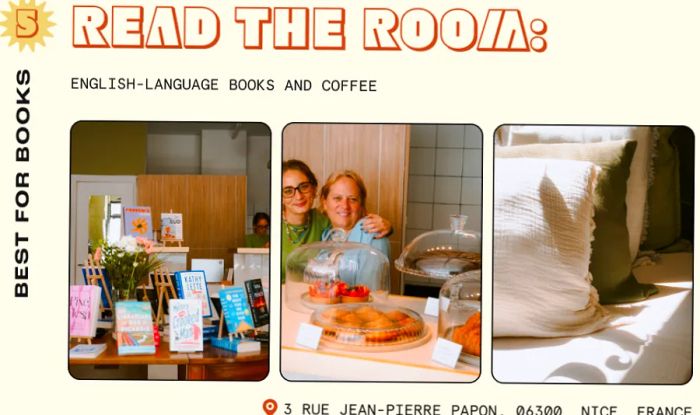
[160,212,183,241]
[169,299,204,352]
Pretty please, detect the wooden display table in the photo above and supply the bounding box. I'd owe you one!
[69,334,268,380]
[186,343,269,381]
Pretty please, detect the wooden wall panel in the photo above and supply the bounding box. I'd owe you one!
[137,175,246,270]
[187,175,211,250]
[282,124,410,293]
[282,124,326,184]
[325,124,382,214]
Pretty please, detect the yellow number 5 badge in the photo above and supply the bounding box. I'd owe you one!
[1,0,54,51]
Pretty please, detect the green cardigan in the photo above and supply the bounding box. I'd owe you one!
[281,209,330,283]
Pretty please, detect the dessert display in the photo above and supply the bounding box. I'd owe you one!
[396,214,481,279]
[307,280,345,304]
[437,270,481,364]
[307,281,371,304]
[451,312,481,357]
[311,304,428,351]
[285,228,390,313]
[413,251,481,277]
[340,285,370,303]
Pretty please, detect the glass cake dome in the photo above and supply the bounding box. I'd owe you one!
[438,270,481,365]
[395,214,481,280]
[285,229,390,313]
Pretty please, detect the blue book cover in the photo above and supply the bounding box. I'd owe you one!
[115,301,155,355]
[210,337,261,353]
[219,286,255,334]
[174,270,213,317]
[81,267,112,313]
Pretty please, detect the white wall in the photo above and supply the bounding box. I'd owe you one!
[147,133,201,174]
[145,122,270,232]
[246,135,271,233]
[201,128,247,175]
[405,125,482,244]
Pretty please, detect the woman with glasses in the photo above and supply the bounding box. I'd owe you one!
[245,212,270,248]
[282,159,390,282]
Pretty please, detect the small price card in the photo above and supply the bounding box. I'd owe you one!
[424,297,440,317]
[431,337,462,368]
[295,323,323,350]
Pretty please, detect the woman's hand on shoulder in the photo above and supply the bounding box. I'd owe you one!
[362,213,392,239]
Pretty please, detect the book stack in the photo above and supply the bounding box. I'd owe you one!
[69,343,107,359]
[203,325,218,341]
[210,337,261,353]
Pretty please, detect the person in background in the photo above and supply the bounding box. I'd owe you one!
[281,159,391,282]
[245,212,270,248]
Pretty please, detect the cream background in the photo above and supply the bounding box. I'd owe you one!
[0,0,698,413]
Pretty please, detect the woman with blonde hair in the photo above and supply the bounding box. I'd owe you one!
[281,160,390,281]
[319,170,390,258]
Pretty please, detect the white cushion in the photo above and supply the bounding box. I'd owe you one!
[503,126,653,260]
[494,158,609,337]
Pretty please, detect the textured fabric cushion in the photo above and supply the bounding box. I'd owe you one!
[642,127,681,250]
[503,125,654,260]
[494,158,608,337]
[496,140,658,304]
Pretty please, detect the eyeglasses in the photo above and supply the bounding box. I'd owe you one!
[254,224,270,230]
[282,181,314,198]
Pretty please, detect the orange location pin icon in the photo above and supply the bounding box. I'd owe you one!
[263,399,278,415]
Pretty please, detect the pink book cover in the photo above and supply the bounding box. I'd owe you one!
[69,285,102,338]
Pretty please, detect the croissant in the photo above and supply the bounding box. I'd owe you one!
[452,312,481,356]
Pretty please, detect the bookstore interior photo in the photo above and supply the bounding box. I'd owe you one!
[68,121,271,381]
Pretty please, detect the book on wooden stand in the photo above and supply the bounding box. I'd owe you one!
[69,285,102,343]
[123,206,154,240]
[169,299,204,352]
[160,211,183,246]
[174,270,213,318]
[212,286,261,353]
[210,336,261,353]
[115,301,156,355]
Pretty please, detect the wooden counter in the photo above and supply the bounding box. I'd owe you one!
[281,290,479,382]
[70,334,268,380]
[186,343,269,381]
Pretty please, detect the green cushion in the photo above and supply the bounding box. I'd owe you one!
[642,127,681,250]
[497,140,658,304]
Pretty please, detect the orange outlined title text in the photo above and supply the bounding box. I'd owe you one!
[71,4,548,52]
